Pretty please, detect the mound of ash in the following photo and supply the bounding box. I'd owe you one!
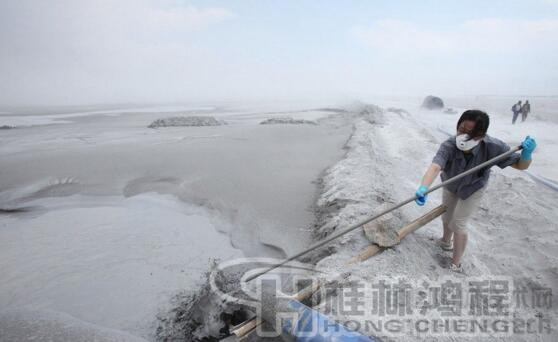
[421,95,444,110]
[313,107,348,113]
[387,107,409,115]
[259,117,317,125]
[156,263,253,341]
[148,116,225,128]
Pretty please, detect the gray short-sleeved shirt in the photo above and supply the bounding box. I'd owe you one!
[432,135,521,199]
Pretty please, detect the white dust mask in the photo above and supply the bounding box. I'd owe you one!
[455,134,480,151]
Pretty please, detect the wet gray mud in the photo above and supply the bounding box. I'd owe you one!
[0,106,355,341]
[155,109,367,341]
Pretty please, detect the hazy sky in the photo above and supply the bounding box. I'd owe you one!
[1,0,557,106]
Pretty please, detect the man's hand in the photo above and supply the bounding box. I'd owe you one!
[520,136,537,161]
[415,185,428,206]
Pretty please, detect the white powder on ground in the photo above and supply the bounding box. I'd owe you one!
[311,103,558,341]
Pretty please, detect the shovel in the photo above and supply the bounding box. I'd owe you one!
[362,209,402,248]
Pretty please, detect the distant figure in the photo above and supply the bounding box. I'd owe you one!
[521,100,531,122]
[512,100,522,124]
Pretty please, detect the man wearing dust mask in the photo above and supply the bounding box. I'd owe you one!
[415,110,536,272]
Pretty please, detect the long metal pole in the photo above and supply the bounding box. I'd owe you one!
[245,145,522,282]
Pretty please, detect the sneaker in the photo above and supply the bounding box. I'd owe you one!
[449,263,463,273]
[438,238,453,251]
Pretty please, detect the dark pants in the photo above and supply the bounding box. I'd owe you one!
[512,111,519,124]
[522,112,528,122]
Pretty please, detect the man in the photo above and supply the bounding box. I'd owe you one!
[521,100,531,122]
[414,110,536,272]
[512,100,522,124]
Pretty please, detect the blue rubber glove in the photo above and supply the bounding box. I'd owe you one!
[415,185,428,206]
[520,136,537,161]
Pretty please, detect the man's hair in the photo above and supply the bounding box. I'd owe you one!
[456,110,490,139]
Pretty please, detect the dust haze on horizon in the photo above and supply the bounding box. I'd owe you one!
[1,0,557,107]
